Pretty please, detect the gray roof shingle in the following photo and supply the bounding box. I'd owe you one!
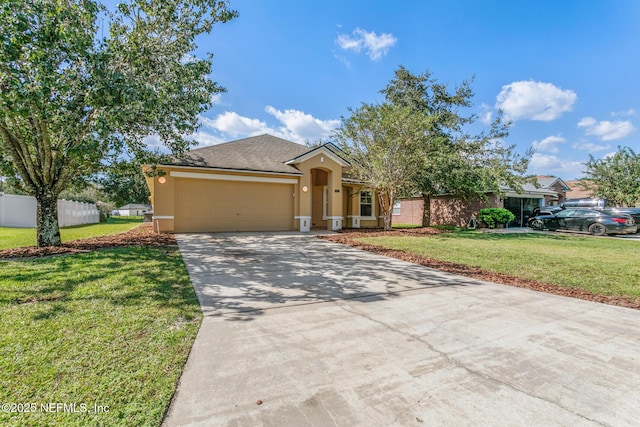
[166,134,311,175]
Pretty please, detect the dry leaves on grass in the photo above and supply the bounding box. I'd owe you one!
[321,228,640,311]
[0,223,176,259]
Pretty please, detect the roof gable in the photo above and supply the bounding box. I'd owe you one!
[285,143,351,167]
[536,176,571,190]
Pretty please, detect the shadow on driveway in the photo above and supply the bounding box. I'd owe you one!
[177,232,484,321]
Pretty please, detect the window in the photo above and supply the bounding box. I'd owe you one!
[392,201,401,216]
[360,191,373,217]
[556,209,576,218]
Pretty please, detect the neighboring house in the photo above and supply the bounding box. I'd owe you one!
[144,134,383,233]
[117,203,151,216]
[499,176,571,226]
[564,180,594,200]
[395,176,572,227]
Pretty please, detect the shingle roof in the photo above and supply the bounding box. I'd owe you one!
[564,180,595,199]
[166,134,311,175]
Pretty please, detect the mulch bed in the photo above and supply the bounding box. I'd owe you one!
[0,223,176,260]
[320,228,640,311]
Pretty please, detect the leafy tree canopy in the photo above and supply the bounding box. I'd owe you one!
[0,0,237,246]
[97,159,151,208]
[334,102,430,230]
[581,146,640,207]
[381,66,533,225]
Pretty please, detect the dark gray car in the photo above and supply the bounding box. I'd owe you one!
[603,208,640,232]
[529,208,637,236]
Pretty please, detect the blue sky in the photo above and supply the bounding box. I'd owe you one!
[169,0,640,180]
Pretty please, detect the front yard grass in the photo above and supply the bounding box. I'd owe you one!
[358,231,640,299]
[0,217,142,250]
[0,246,201,426]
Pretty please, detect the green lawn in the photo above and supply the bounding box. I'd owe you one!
[358,231,640,298]
[0,217,142,250]
[0,246,201,426]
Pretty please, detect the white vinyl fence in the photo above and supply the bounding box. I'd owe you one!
[0,193,100,228]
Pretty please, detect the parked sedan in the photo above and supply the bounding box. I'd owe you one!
[603,208,640,232]
[529,208,637,236]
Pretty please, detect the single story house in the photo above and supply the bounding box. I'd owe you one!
[144,134,383,233]
[116,203,152,216]
[394,176,572,227]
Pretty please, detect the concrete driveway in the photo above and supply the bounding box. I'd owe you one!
[165,232,640,426]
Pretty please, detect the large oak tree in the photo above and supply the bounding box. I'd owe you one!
[0,0,236,246]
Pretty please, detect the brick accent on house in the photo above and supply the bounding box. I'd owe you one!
[430,195,501,227]
[396,195,501,227]
[393,198,424,225]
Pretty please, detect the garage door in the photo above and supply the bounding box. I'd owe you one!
[174,178,294,232]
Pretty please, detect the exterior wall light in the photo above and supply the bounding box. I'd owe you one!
[158,176,167,184]
[301,185,309,193]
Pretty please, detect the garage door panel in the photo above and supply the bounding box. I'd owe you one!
[175,178,294,232]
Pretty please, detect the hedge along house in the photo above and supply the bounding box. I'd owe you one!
[143,134,383,233]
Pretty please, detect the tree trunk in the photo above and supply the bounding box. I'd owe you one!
[35,191,61,247]
[382,211,392,231]
[422,194,432,227]
[378,192,393,231]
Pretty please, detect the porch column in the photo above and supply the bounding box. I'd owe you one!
[298,168,312,232]
[327,170,343,231]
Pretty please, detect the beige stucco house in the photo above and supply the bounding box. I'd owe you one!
[144,134,382,233]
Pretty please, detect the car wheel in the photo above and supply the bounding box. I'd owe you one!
[588,223,607,236]
[530,219,544,230]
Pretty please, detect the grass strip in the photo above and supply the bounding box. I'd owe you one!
[0,246,201,426]
[0,217,142,250]
[358,231,640,298]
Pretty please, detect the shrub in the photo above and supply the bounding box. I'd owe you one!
[478,208,515,228]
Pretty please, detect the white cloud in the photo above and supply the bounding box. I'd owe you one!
[577,116,635,141]
[265,106,340,142]
[336,28,397,60]
[531,135,566,153]
[199,107,340,144]
[479,103,493,125]
[187,131,224,147]
[210,93,223,105]
[611,108,636,117]
[202,112,273,137]
[571,140,612,153]
[528,153,585,179]
[143,134,163,149]
[495,81,577,121]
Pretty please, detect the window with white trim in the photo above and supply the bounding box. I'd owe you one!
[392,201,401,216]
[360,190,373,217]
